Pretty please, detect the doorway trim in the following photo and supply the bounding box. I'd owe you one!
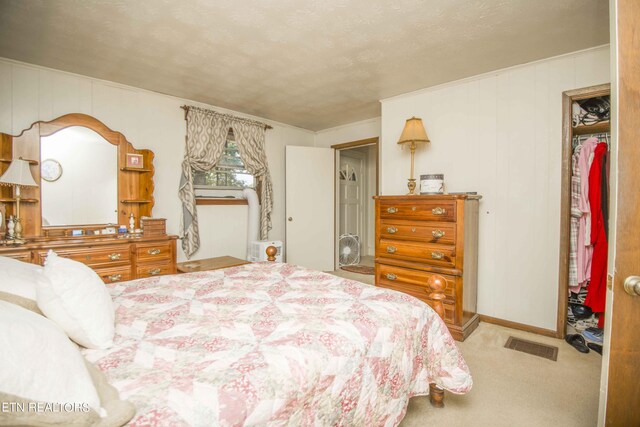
[332,137,379,269]
[556,83,611,338]
[331,137,379,150]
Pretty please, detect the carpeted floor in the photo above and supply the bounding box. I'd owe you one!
[400,322,601,426]
[327,267,602,426]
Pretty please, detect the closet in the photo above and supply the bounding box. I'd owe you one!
[558,84,610,353]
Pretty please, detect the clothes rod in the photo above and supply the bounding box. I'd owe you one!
[180,105,273,130]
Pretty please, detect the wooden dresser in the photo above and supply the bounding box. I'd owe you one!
[0,114,178,282]
[0,235,177,283]
[374,194,481,341]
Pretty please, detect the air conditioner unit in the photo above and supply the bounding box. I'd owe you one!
[249,240,283,263]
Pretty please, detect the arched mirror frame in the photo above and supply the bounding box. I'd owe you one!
[0,113,155,238]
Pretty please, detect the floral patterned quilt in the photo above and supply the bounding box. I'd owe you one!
[83,262,472,426]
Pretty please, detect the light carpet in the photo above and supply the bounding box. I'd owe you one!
[328,268,602,427]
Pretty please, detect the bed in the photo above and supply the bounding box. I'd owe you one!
[82,256,472,426]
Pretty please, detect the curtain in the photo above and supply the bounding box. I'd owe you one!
[230,121,273,240]
[178,108,273,258]
[178,109,229,257]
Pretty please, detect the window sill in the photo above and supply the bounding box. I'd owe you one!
[196,198,248,206]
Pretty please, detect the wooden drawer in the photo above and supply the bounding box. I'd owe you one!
[379,200,455,222]
[377,281,456,324]
[377,263,456,300]
[1,251,32,262]
[142,227,166,237]
[95,266,132,284]
[38,245,131,267]
[378,239,456,268]
[135,242,172,262]
[136,261,173,278]
[379,220,456,245]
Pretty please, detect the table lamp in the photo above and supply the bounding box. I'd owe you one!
[0,158,38,243]
[397,117,430,195]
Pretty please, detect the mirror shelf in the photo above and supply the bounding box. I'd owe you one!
[0,198,38,203]
[121,167,152,172]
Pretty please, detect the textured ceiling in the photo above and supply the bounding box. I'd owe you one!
[0,0,609,130]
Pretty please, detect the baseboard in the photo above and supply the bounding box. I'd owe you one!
[478,314,560,338]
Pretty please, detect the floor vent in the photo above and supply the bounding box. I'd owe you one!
[505,336,558,361]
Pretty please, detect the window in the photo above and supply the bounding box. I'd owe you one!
[193,130,255,189]
[339,164,357,181]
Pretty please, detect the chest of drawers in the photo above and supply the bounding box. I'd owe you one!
[0,235,178,284]
[374,194,481,341]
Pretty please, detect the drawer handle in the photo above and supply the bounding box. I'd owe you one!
[432,229,445,239]
[431,207,446,215]
[385,273,397,281]
[147,248,161,255]
[431,251,445,260]
[107,274,122,282]
[386,207,398,214]
[387,226,398,234]
[148,268,162,276]
[108,253,122,261]
[386,246,397,254]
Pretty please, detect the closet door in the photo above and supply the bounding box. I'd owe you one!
[605,0,640,423]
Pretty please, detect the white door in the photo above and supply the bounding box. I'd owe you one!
[338,151,365,243]
[285,146,334,271]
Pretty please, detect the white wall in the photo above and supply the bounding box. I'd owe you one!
[380,45,610,330]
[0,58,315,261]
[314,117,381,148]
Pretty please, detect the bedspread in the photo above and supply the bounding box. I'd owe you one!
[83,262,472,426]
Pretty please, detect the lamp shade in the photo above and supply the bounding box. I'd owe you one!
[0,158,38,187]
[397,117,430,145]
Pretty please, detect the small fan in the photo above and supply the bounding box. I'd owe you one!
[339,234,361,266]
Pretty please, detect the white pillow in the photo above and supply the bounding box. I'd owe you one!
[37,250,115,349]
[0,255,42,300]
[0,301,102,412]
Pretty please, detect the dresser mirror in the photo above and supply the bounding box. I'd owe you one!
[40,126,118,226]
[0,113,155,238]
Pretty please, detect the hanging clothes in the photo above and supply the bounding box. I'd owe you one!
[569,145,583,292]
[601,150,610,238]
[575,137,599,286]
[584,143,608,323]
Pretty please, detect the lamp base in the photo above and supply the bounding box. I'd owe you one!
[7,217,27,245]
[14,216,23,240]
[407,178,417,195]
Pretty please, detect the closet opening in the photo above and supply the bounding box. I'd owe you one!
[331,138,379,272]
[557,84,611,354]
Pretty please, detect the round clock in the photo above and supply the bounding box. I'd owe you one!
[41,159,63,182]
